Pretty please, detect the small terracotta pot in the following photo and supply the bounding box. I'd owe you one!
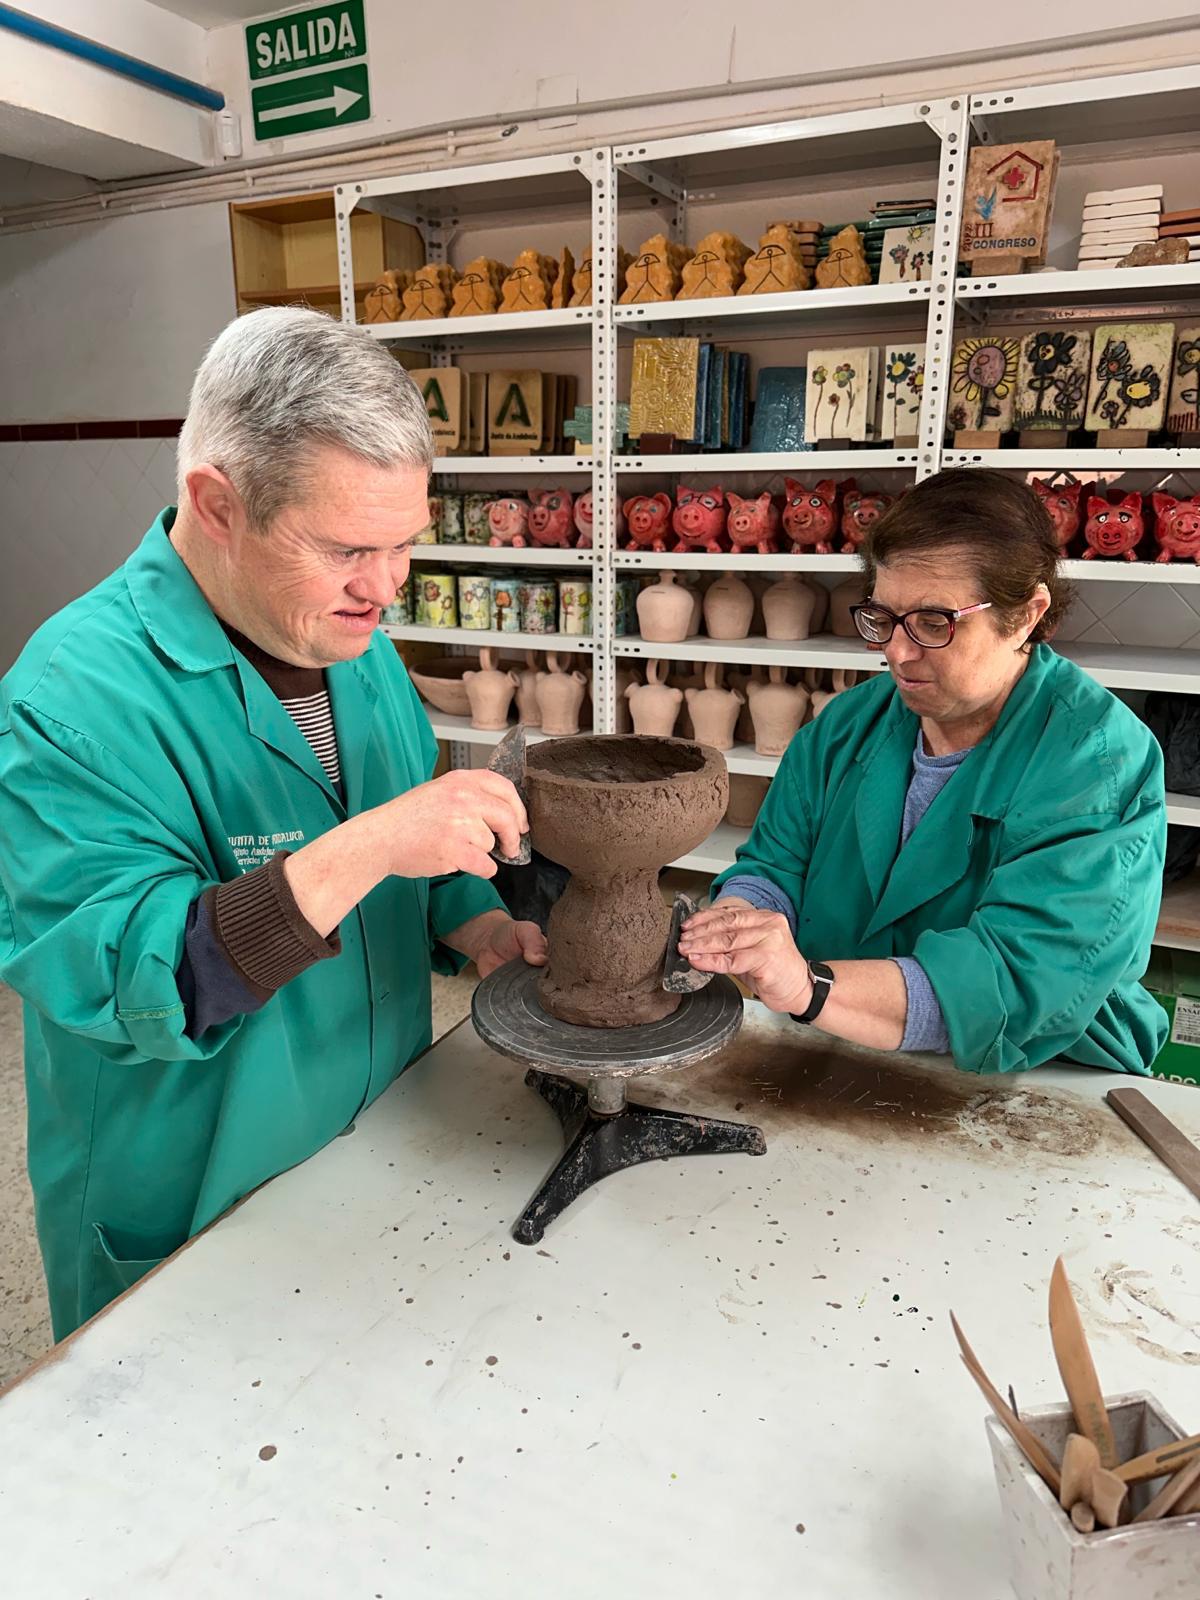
[408,657,473,717]
[684,662,745,751]
[830,575,868,638]
[625,659,683,736]
[537,652,589,735]
[762,572,818,641]
[637,571,694,643]
[748,666,810,756]
[515,649,544,727]
[463,647,519,731]
[702,572,754,640]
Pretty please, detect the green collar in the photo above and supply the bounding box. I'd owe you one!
[125,508,237,675]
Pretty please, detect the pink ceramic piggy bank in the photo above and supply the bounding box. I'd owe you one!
[622,491,672,551]
[1082,492,1143,561]
[573,488,594,549]
[1033,478,1084,551]
[1152,491,1200,565]
[840,480,893,554]
[783,478,838,554]
[672,485,728,553]
[726,490,782,554]
[486,496,531,548]
[527,487,576,548]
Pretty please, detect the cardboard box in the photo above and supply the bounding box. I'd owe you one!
[1141,950,1200,1087]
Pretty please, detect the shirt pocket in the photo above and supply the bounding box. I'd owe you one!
[90,1221,168,1307]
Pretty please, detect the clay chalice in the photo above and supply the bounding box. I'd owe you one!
[524,735,728,1028]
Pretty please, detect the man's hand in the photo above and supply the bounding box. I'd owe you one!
[678,904,811,1015]
[376,769,527,881]
[445,908,547,978]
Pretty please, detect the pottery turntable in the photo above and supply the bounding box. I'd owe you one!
[471,732,766,1244]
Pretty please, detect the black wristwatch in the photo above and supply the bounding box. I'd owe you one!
[790,960,835,1026]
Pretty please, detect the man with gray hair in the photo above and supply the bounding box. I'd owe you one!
[0,307,544,1338]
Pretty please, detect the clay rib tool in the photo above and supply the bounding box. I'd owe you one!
[662,891,714,994]
[1106,1087,1200,1204]
[1116,1430,1200,1485]
[1131,1453,1200,1523]
[949,1312,1062,1496]
[1060,1432,1099,1523]
[486,724,531,866]
[1049,1256,1119,1469]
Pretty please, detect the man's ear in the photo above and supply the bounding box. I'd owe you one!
[185,465,246,549]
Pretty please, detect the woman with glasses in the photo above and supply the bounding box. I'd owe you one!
[679,469,1167,1075]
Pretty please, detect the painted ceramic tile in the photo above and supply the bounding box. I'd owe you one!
[1084,321,1174,433]
[947,335,1021,434]
[878,344,926,440]
[1014,328,1092,431]
[1167,324,1200,436]
[628,337,701,442]
[804,347,876,442]
[878,226,935,284]
[748,368,812,453]
[959,140,1058,266]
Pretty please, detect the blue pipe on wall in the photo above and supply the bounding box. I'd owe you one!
[0,3,225,112]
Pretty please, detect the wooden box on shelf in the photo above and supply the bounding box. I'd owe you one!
[228,191,424,320]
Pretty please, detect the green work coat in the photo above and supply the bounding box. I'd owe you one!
[714,646,1167,1075]
[0,512,502,1338]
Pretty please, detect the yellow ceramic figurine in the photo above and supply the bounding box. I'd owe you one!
[500,249,559,313]
[676,231,752,299]
[450,257,508,316]
[619,234,693,304]
[400,264,459,320]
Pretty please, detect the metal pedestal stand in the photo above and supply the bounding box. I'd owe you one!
[472,960,765,1245]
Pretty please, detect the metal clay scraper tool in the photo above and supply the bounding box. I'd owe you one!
[1048,1255,1119,1470]
[486,724,531,867]
[663,891,715,994]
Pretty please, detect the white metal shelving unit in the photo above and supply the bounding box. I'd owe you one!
[338,67,1200,950]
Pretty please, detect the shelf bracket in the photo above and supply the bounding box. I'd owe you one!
[618,161,687,207]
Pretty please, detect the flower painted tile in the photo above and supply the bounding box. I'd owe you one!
[878,344,926,440]
[804,347,878,442]
[878,226,935,284]
[1015,327,1092,431]
[1084,321,1173,433]
[1167,324,1200,437]
[947,335,1021,435]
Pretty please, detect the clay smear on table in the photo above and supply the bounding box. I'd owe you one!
[525,735,727,1028]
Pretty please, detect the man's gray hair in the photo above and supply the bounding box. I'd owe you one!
[177,306,434,529]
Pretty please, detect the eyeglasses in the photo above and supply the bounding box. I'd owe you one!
[850,600,993,649]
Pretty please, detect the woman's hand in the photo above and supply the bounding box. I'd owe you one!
[465,913,548,979]
[678,905,812,1015]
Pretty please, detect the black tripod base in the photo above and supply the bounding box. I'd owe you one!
[513,1068,767,1245]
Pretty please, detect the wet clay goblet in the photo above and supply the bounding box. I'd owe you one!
[524,735,728,1028]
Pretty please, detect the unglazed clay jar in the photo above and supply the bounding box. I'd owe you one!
[725,772,771,829]
[812,668,865,718]
[525,735,729,1026]
[463,647,519,730]
[702,572,754,640]
[684,662,744,751]
[748,666,809,756]
[729,665,764,744]
[626,659,683,736]
[636,570,694,643]
[830,575,868,638]
[515,650,544,727]
[613,664,640,735]
[762,572,818,641]
[537,653,588,736]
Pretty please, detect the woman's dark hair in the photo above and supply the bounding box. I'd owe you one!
[860,468,1073,647]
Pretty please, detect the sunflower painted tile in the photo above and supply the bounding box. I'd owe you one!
[878,344,926,441]
[947,335,1021,436]
[1167,325,1200,439]
[1014,328,1092,431]
[804,347,878,442]
[1084,322,1174,434]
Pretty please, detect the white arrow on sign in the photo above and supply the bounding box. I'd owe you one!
[260,83,362,123]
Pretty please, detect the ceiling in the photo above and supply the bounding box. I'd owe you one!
[149,1,274,23]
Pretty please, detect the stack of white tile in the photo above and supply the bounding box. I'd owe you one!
[1076,184,1163,271]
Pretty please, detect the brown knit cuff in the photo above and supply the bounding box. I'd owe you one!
[211,851,341,998]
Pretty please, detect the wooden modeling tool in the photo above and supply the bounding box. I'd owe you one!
[1048,1257,1119,1469]
[1107,1087,1200,1203]
[1131,1453,1200,1523]
[1116,1430,1200,1484]
[950,1312,1062,1496]
[1059,1432,1127,1529]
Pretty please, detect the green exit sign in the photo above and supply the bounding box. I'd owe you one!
[246,1,371,141]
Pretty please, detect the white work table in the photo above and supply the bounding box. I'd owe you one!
[3,1006,1199,1598]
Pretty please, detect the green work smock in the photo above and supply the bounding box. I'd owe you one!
[0,512,502,1338]
[714,645,1168,1074]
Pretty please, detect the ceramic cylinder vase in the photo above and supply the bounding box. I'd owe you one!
[625,660,683,736]
[725,773,771,829]
[637,571,694,643]
[423,494,443,543]
[519,580,558,635]
[614,578,639,638]
[491,573,521,633]
[537,653,588,735]
[463,647,519,731]
[457,573,493,630]
[558,580,593,637]
[515,650,543,727]
[685,662,745,751]
[440,492,465,544]
[748,666,809,756]
[762,573,818,641]
[463,493,492,545]
[702,572,754,640]
[417,572,458,628]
